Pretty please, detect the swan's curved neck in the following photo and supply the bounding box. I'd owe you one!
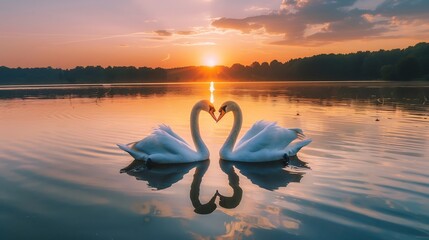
[220,105,242,157]
[190,104,209,157]
[190,161,209,207]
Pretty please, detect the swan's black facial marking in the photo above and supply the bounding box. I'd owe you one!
[217,105,228,122]
[219,105,227,113]
[208,105,218,122]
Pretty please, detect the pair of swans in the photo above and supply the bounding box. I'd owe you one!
[118,100,312,164]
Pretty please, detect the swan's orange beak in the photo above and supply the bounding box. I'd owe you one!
[217,109,226,123]
[209,109,217,122]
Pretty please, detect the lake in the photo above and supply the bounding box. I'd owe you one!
[0,81,428,239]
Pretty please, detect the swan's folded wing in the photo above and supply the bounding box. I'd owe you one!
[133,129,192,155]
[156,124,191,147]
[153,129,194,154]
[236,120,275,148]
[235,123,298,153]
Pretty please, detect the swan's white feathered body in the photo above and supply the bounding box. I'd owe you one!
[118,100,216,164]
[118,125,201,163]
[218,101,312,162]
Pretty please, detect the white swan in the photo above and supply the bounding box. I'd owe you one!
[217,101,312,162]
[118,100,217,164]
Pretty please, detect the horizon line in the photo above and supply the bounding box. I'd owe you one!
[1,42,426,70]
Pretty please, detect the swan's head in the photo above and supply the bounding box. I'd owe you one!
[217,188,243,209]
[194,192,218,215]
[217,101,238,122]
[196,99,217,122]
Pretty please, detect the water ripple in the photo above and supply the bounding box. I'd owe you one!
[1,82,428,239]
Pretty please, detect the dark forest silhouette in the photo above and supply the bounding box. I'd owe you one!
[1,42,428,85]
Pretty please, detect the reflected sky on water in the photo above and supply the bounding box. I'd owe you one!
[0,82,428,239]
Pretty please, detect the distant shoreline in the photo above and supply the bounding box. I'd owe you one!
[1,42,428,85]
[2,80,429,90]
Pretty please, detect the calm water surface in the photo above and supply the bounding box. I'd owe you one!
[0,82,428,239]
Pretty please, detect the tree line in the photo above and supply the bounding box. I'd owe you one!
[1,42,428,85]
[226,42,428,81]
[0,66,167,85]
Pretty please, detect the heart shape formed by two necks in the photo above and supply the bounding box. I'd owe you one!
[118,99,311,164]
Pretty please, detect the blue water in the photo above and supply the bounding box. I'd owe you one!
[0,82,428,239]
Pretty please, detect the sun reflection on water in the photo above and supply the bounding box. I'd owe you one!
[210,81,215,103]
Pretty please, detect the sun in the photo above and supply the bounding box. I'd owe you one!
[203,55,219,67]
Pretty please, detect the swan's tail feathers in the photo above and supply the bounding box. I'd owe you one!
[158,124,172,132]
[117,144,149,161]
[290,128,305,139]
[285,138,312,156]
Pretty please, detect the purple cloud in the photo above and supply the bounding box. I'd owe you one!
[211,0,429,45]
[154,30,173,37]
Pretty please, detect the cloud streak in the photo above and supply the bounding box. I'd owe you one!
[161,54,170,61]
[175,42,216,46]
[211,0,429,45]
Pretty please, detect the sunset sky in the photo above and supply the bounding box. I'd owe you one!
[1,0,428,68]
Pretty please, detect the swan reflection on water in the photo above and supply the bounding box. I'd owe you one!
[120,160,203,190]
[220,155,308,192]
[121,160,217,214]
[121,156,308,214]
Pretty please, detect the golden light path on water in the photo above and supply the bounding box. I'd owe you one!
[210,81,215,103]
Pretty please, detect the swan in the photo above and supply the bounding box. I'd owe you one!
[217,101,312,162]
[118,100,217,164]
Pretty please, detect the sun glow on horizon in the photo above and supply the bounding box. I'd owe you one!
[203,55,219,67]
